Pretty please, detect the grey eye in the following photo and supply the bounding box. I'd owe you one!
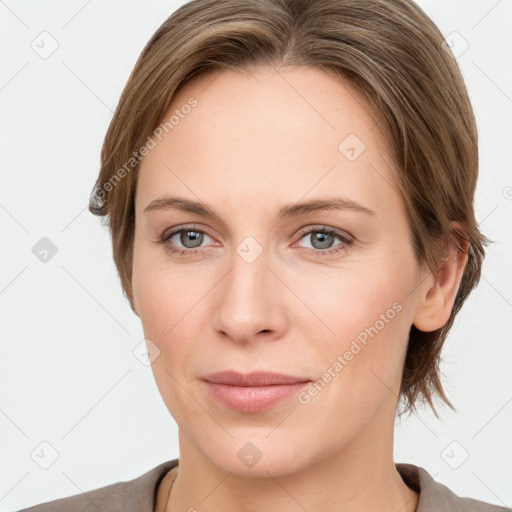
[173,229,207,249]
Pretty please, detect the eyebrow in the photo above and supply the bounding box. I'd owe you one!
[143,196,376,220]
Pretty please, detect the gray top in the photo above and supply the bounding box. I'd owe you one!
[17,458,511,512]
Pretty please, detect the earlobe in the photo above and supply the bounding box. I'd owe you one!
[412,222,470,333]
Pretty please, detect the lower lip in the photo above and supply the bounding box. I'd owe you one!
[203,381,310,413]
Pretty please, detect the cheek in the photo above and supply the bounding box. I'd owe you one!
[132,243,175,340]
[132,267,167,337]
[293,263,408,339]
[132,236,176,315]
[132,259,196,408]
[293,256,414,388]
[131,247,213,355]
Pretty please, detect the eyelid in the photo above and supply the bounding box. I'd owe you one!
[155,223,354,257]
[156,224,352,243]
[291,225,353,255]
[156,223,213,244]
[293,224,353,241]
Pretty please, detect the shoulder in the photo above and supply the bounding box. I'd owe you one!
[17,459,179,512]
[396,462,511,512]
[17,479,128,512]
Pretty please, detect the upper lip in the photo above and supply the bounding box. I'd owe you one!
[202,370,311,386]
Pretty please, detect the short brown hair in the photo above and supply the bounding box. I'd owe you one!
[89,0,492,418]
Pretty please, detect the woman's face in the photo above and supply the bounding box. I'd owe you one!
[132,66,430,476]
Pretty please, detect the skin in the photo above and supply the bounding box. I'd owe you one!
[131,65,468,512]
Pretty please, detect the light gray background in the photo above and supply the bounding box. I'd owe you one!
[1,0,511,510]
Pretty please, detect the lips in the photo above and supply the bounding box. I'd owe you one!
[201,370,312,413]
[202,370,311,386]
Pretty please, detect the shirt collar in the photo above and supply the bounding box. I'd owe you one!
[124,458,502,512]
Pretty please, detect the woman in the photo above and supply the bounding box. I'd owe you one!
[19,0,509,511]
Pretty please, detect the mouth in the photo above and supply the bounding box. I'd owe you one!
[201,370,312,413]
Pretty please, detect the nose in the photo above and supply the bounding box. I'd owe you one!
[212,247,288,345]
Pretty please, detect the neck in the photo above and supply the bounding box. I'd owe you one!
[161,398,419,512]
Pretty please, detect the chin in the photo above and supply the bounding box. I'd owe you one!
[196,433,323,478]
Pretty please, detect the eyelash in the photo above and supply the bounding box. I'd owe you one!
[154,224,353,258]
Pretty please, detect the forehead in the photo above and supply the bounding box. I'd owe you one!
[137,65,401,218]
[164,64,387,148]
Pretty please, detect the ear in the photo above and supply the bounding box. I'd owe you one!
[412,222,470,332]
